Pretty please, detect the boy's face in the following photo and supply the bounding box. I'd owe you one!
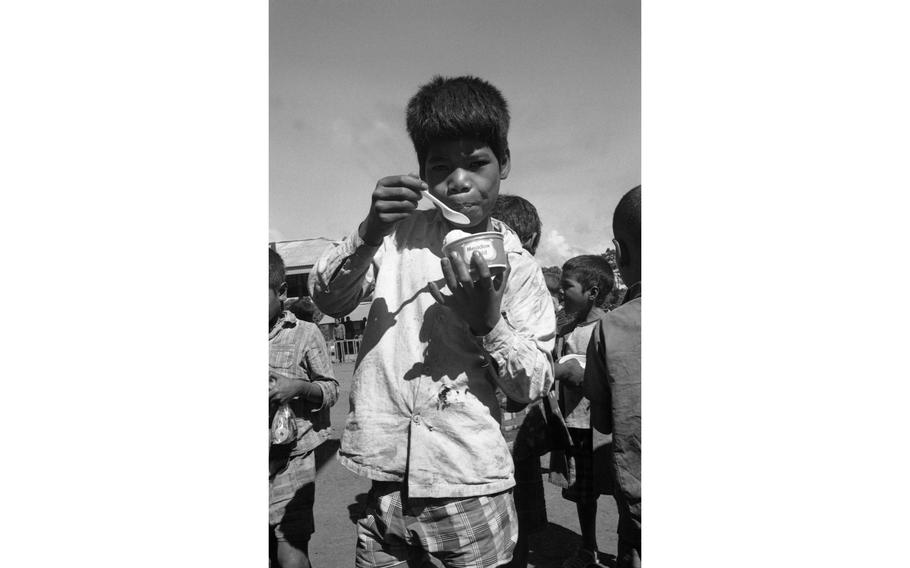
[613,230,640,285]
[560,273,593,316]
[268,283,286,326]
[423,138,510,231]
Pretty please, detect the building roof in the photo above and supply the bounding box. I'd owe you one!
[275,237,373,324]
[271,238,335,272]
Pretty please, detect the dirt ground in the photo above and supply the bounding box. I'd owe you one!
[306,362,619,568]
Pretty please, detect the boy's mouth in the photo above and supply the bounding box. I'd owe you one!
[451,201,481,213]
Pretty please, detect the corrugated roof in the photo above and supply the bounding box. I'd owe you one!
[272,238,335,270]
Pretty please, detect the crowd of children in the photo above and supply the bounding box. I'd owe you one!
[268,75,641,568]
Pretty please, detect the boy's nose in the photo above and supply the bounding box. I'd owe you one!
[446,169,472,194]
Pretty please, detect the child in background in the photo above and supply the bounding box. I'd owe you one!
[542,266,573,335]
[269,249,339,568]
[551,255,615,568]
[491,193,548,568]
[288,296,322,324]
[584,187,641,568]
[309,75,555,568]
[332,319,346,363]
[492,193,541,255]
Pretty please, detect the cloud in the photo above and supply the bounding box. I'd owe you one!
[534,228,613,268]
[535,229,584,268]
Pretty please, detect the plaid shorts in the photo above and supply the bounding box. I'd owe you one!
[512,457,547,535]
[269,450,316,543]
[355,481,518,568]
[561,428,597,504]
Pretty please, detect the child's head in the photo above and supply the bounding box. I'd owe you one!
[560,255,615,317]
[491,194,542,255]
[406,75,511,231]
[612,185,641,286]
[269,248,287,325]
[541,265,562,306]
[288,296,322,323]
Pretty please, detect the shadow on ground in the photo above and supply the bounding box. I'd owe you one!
[528,523,616,568]
[315,438,340,472]
[347,492,369,524]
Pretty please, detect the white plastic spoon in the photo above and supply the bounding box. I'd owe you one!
[422,189,470,225]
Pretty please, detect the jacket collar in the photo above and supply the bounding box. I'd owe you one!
[269,310,299,339]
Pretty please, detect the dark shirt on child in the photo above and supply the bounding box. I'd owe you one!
[584,284,641,551]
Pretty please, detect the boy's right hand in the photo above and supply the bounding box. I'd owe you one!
[359,174,427,246]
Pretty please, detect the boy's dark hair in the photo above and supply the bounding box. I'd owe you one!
[406,75,510,169]
[288,296,322,323]
[269,248,285,292]
[491,194,542,254]
[613,185,641,249]
[562,254,616,306]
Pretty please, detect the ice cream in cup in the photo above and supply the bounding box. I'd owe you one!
[442,230,508,280]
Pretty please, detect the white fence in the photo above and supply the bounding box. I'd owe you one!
[330,338,362,363]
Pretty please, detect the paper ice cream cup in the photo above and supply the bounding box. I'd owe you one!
[442,231,508,279]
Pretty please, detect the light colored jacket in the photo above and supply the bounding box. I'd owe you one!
[309,210,555,498]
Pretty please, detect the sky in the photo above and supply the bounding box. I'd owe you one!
[270,0,640,267]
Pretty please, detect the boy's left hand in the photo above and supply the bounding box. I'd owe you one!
[429,251,510,336]
[269,372,307,405]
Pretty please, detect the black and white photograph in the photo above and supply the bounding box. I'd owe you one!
[269,1,639,567]
[6,2,910,567]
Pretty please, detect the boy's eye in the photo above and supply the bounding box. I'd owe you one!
[469,160,487,169]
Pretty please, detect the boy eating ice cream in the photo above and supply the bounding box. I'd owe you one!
[309,75,555,568]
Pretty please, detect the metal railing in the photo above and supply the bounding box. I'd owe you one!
[330,338,362,363]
